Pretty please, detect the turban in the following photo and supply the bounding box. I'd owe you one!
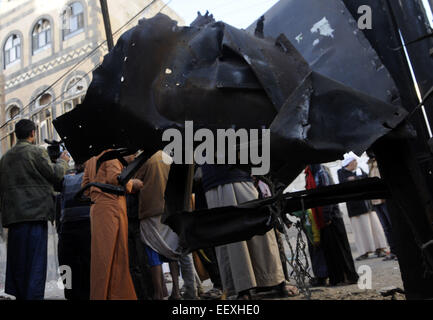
[342,156,356,167]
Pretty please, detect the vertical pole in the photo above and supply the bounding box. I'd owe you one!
[373,123,433,300]
[99,0,114,51]
[183,164,195,212]
[0,72,5,156]
[0,71,4,238]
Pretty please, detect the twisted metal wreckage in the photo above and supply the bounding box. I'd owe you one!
[53,0,433,299]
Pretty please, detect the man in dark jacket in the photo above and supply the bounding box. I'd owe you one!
[57,164,91,300]
[337,157,388,261]
[0,119,69,300]
[126,192,154,300]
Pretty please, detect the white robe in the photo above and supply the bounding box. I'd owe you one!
[205,181,285,295]
[350,211,388,255]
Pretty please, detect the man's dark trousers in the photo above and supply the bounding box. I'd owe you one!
[126,194,153,300]
[58,219,91,300]
[373,203,396,255]
[5,221,48,300]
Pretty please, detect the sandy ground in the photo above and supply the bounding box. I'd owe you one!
[271,216,405,300]
[0,215,405,300]
[278,255,404,300]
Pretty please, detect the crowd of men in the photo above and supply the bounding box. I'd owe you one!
[0,119,395,300]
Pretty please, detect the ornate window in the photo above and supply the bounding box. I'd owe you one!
[3,34,21,68]
[6,104,20,149]
[31,92,52,112]
[62,2,84,40]
[7,105,20,121]
[32,19,51,54]
[63,77,86,113]
[31,94,54,144]
[38,93,52,106]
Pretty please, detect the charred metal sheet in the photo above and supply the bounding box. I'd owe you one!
[53,13,407,184]
[166,201,277,252]
[342,0,433,159]
[166,177,390,253]
[248,0,401,106]
[282,177,390,212]
[341,0,433,114]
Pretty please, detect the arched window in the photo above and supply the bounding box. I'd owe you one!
[8,105,20,120]
[66,77,86,96]
[32,19,51,54]
[63,77,87,113]
[3,34,21,68]
[6,104,20,149]
[31,92,52,112]
[38,93,52,106]
[62,2,84,40]
[31,93,54,144]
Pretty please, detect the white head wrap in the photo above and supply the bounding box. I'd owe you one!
[342,156,356,167]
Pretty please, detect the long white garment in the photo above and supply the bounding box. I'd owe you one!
[350,211,388,255]
[205,181,285,295]
[139,216,198,297]
[139,216,181,261]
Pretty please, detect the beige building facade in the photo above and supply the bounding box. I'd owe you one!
[0,0,183,157]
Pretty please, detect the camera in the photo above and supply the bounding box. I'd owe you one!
[44,139,66,163]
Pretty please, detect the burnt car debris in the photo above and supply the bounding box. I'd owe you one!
[53,0,433,299]
[53,12,406,181]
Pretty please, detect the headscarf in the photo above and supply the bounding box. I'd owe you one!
[342,156,356,168]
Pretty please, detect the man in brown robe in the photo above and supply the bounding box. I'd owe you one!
[82,150,143,300]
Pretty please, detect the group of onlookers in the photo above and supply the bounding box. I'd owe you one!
[0,119,397,300]
[304,154,397,288]
[0,119,298,300]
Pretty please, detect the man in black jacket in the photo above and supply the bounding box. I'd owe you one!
[308,164,359,286]
[57,164,91,300]
[337,157,388,261]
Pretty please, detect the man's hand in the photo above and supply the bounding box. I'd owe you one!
[131,179,144,192]
[59,151,70,163]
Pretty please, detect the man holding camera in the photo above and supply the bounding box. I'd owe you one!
[0,119,70,300]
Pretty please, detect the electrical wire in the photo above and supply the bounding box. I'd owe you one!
[1,0,174,143]
[0,62,99,142]
[0,0,163,131]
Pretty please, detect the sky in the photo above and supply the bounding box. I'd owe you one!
[0,0,278,28]
[164,0,280,28]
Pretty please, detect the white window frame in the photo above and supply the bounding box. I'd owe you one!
[62,77,87,114]
[32,19,52,55]
[62,2,84,40]
[3,34,21,69]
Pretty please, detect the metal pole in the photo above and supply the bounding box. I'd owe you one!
[99,0,114,51]
[183,164,195,212]
[0,71,4,237]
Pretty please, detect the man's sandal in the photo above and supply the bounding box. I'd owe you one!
[278,282,299,298]
[237,289,252,300]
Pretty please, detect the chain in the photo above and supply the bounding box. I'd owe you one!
[278,198,312,299]
[262,176,312,299]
